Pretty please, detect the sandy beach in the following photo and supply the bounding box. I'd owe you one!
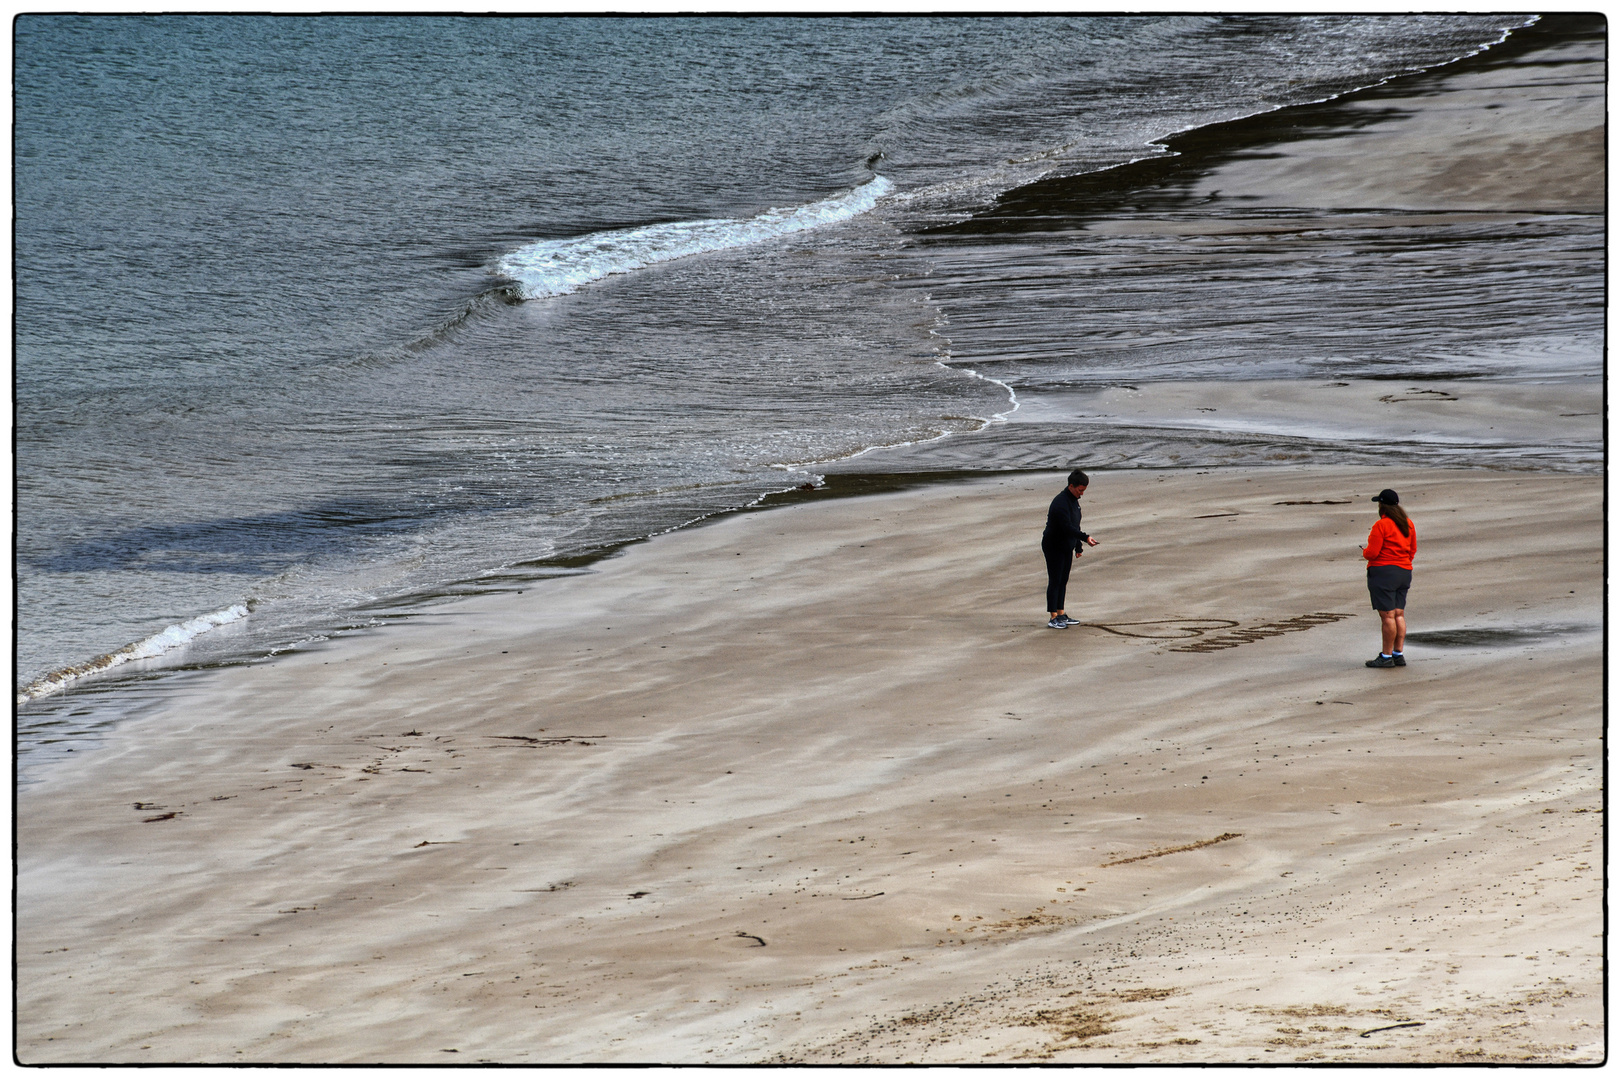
[16,466,1602,1063]
[15,16,1604,1067]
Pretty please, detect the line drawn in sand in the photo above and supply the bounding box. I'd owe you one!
[1080,618,1239,640]
[1102,832,1242,867]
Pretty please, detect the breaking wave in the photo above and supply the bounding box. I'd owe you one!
[497,176,894,298]
[17,603,250,704]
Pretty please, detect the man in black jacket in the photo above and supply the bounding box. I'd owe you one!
[1042,469,1099,628]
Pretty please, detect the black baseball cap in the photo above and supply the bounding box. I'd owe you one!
[1372,488,1400,505]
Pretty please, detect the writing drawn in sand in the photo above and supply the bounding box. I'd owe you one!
[1081,612,1356,653]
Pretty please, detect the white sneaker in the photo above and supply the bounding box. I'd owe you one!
[1047,617,1068,629]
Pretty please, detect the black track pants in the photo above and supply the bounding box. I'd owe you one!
[1043,543,1072,613]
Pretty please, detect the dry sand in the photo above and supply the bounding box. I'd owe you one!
[16,466,1602,1064]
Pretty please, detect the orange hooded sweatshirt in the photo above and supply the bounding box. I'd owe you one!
[1362,515,1416,569]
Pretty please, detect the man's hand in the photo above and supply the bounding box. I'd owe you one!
[1086,536,1100,547]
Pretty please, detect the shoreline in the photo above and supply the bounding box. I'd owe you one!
[14,467,1030,726]
[936,13,1599,230]
[23,348,1603,713]
[15,15,1600,712]
[17,464,1603,1062]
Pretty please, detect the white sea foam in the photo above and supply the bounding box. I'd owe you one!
[17,603,250,704]
[497,176,894,299]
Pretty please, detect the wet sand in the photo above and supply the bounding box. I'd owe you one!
[836,377,1602,476]
[15,466,1602,1063]
[1186,25,1604,215]
[866,15,1603,479]
[943,14,1604,226]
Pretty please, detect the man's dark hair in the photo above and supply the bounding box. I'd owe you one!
[1067,469,1090,488]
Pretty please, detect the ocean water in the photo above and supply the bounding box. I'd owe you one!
[16,14,1593,754]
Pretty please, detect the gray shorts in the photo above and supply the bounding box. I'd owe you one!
[1367,565,1412,612]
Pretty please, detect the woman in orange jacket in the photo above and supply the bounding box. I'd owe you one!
[1362,488,1415,668]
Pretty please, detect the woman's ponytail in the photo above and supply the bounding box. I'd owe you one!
[1380,501,1411,538]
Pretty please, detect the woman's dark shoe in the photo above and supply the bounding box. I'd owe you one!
[1366,654,1396,668]
[1392,653,1407,666]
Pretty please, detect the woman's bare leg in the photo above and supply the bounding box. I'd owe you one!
[1379,610,1398,654]
[1392,609,1406,652]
